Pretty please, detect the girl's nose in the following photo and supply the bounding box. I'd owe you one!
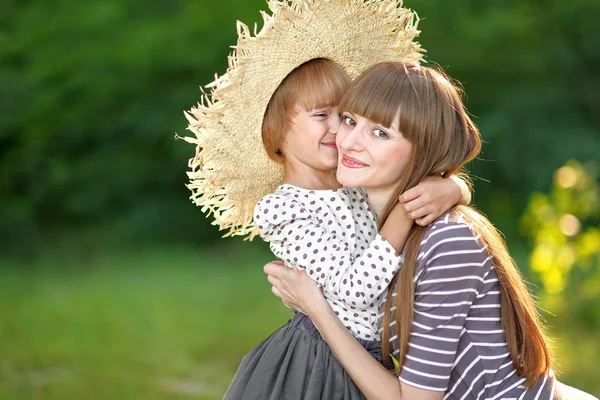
[328,113,342,134]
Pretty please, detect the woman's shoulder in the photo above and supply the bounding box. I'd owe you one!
[419,206,488,260]
[423,207,476,236]
[413,207,494,287]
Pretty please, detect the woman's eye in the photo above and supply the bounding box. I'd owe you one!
[342,116,355,126]
[372,128,389,139]
[315,112,327,117]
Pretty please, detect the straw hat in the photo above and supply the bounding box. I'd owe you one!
[182,0,425,239]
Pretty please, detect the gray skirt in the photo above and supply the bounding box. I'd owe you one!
[224,312,382,400]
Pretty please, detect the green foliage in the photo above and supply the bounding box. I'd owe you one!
[1,0,599,251]
[520,160,600,393]
[409,0,600,238]
[0,0,268,250]
[521,160,600,327]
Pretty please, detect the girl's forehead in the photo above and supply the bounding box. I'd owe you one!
[296,91,342,110]
[293,102,335,113]
[293,77,348,111]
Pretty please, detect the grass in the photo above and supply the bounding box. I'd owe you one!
[0,241,291,399]
[0,242,598,399]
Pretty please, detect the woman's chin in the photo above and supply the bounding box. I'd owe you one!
[336,170,365,188]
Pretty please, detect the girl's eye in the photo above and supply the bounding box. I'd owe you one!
[372,128,389,139]
[342,116,356,126]
[315,112,328,117]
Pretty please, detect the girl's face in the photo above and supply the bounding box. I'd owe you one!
[335,111,413,191]
[280,104,341,171]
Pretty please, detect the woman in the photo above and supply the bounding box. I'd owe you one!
[224,58,469,400]
[265,62,598,400]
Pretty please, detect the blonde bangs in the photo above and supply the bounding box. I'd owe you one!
[294,59,351,111]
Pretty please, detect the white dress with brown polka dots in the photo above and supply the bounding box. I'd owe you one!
[254,184,404,340]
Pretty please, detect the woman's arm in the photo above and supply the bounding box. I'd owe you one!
[265,262,444,400]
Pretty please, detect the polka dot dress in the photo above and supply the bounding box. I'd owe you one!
[254,184,404,340]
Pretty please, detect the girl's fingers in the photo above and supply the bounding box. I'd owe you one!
[407,204,433,220]
[416,215,435,227]
[399,186,422,203]
[403,197,426,213]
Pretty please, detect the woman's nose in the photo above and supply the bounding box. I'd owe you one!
[339,124,363,152]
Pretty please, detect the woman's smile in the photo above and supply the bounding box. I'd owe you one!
[340,154,369,168]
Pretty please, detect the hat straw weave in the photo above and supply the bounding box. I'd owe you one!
[182,0,425,239]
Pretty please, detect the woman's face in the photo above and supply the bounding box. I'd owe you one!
[280,104,341,171]
[335,111,413,191]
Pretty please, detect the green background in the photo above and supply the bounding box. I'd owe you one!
[1,0,599,398]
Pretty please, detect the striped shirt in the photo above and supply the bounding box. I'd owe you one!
[382,211,556,400]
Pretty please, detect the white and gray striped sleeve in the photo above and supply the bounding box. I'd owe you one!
[398,221,492,391]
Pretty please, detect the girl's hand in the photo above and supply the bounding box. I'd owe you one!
[264,261,327,315]
[399,175,471,226]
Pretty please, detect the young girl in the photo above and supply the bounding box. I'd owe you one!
[225,58,470,400]
[265,62,598,400]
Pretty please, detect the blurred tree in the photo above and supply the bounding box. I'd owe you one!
[0,0,598,253]
[520,160,599,394]
[521,160,600,328]
[410,0,600,239]
[0,0,267,252]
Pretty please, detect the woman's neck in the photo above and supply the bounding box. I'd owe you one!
[282,161,341,190]
[365,187,396,218]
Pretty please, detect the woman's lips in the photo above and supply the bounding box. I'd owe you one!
[321,141,337,149]
[341,154,369,168]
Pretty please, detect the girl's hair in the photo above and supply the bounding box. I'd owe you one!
[261,58,351,162]
[339,62,552,386]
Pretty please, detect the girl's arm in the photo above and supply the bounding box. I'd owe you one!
[265,262,443,400]
[400,175,471,226]
[256,179,462,306]
[255,194,408,306]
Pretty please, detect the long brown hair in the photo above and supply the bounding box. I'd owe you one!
[339,62,552,386]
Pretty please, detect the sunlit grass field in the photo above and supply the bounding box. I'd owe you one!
[0,242,291,399]
[1,242,598,399]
